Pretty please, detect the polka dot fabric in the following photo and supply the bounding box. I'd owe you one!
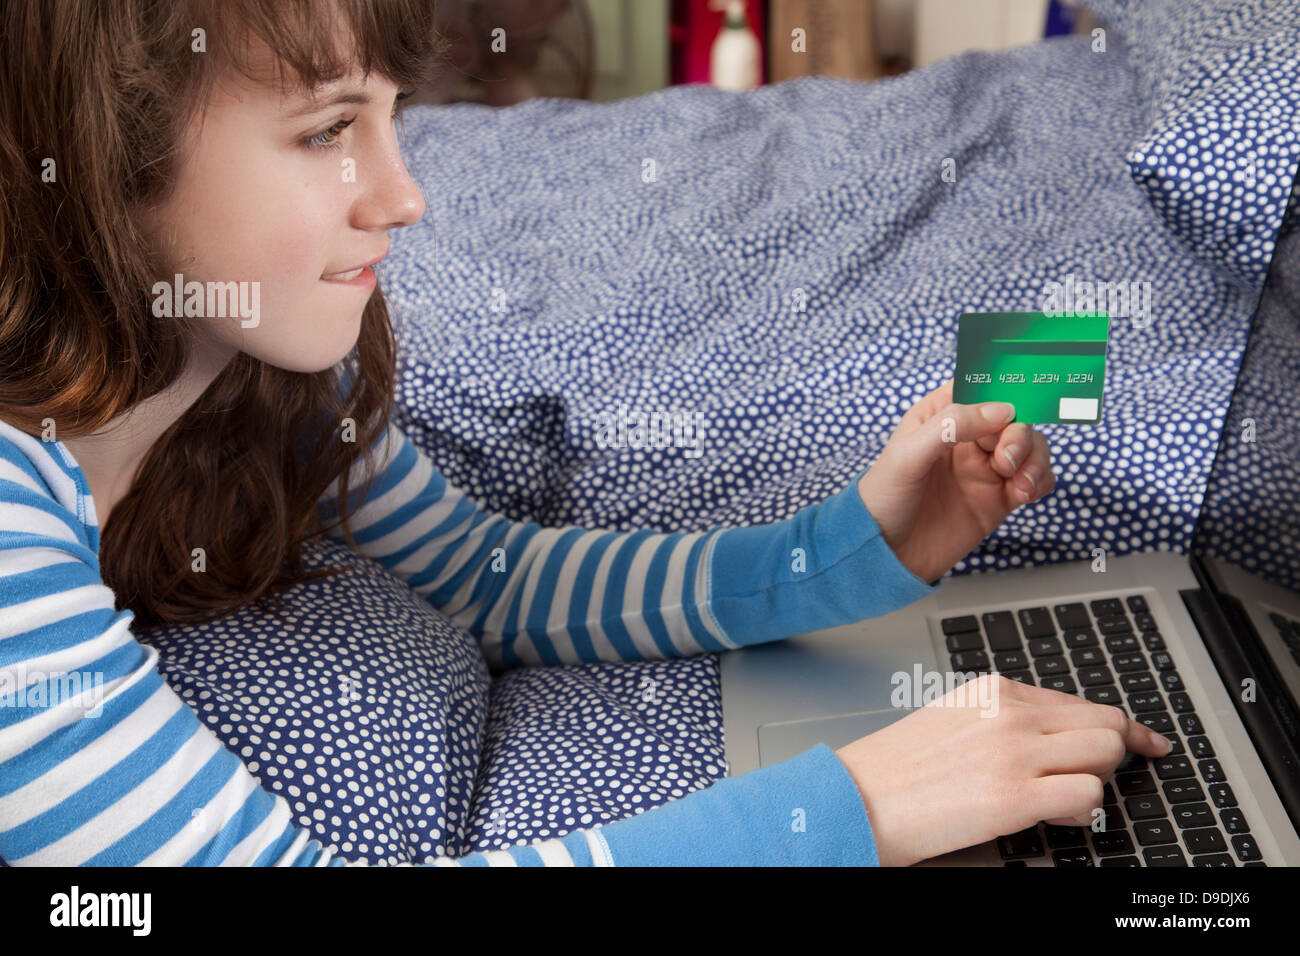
[463,657,726,851]
[133,536,492,865]
[1083,0,1300,287]
[372,39,1283,849]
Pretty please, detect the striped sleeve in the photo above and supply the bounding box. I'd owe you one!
[0,431,882,866]
[319,421,940,669]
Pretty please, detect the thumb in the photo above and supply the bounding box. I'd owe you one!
[888,401,1017,483]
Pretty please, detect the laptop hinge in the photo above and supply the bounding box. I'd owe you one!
[1182,556,1300,838]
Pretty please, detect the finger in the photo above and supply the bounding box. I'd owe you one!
[1029,728,1126,778]
[1021,773,1105,830]
[1013,429,1055,500]
[890,400,1016,483]
[1020,694,1172,758]
[985,422,1035,472]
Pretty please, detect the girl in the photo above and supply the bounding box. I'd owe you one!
[0,0,1168,866]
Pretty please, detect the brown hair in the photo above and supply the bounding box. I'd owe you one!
[0,0,448,626]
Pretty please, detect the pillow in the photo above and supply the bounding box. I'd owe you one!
[1082,0,1300,288]
[134,534,492,865]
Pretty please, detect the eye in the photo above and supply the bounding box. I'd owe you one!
[304,117,355,151]
[301,91,413,152]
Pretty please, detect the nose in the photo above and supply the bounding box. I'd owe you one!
[353,131,426,231]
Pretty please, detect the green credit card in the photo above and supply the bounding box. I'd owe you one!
[953,311,1110,425]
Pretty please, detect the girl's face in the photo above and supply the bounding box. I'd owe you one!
[144,43,426,373]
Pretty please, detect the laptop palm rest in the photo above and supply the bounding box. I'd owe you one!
[758,708,914,766]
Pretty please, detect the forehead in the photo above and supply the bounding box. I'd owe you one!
[212,28,370,111]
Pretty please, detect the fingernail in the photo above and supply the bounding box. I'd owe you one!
[1022,466,1038,488]
[982,402,1015,423]
[1003,445,1020,471]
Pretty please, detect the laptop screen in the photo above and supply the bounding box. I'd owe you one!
[1190,172,1300,597]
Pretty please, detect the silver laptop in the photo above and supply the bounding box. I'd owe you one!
[720,183,1300,868]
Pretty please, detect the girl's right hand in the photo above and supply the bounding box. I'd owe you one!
[835,673,1173,866]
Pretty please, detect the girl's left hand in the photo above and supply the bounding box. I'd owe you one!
[855,377,1057,585]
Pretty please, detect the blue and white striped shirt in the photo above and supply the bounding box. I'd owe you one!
[0,417,937,865]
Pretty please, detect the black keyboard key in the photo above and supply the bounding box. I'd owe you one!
[1070,647,1105,668]
[1143,845,1187,866]
[1153,756,1194,779]
[1044,825,1089,848]
[994,650,1029,671]
[1134,819,1177,846]
[1136,712,1173,734]
[951,650,990,671]
[1117,751,1148,773]
[1117,772,1156,796]
[1162,779,1205,804]
[1171,803,1214,829]
[1091,598,1124,618]
[1085,686,1123,706]
[1018,606,1056,639]
[1193,853,1236,867]
[1101,855,1141,867]
[1098,616,1134,637]
[1064,629,1099,649]
[1052,847,1093,867]
[1027,636,1063,657]
[1220,808,1249,834]
[983,611,1022,651]
[1169,692,1194,714]
[1159,671,1185,692]
[1126,595,1149,614]
[1055,603,1092,631]
[942,615,979,635]
[1001,669,1035,686]
[997,827,1045,860]
[1112,653,1148,673]
[1198,759,1225,784]
[1128,692,1165,713]
[1034,655,1069,677]
[1188,736,1215,759]
[1182,828,1226,854]
[945,630,985,653]
[1151,652,1175,671]
[1179,713,1204,735]
[1133,612,1158,631]
[1077,666,1114,687]
[1105,634,1140,654]
[1102,782,1118,807]
[1039,675,1078,695]
[1091,830,1135,856]
[1142,631,1167,652]
[1124,795,1166,820]
[1163,735,1186,756]
[1231,834,1262,862]
[1121,672,1156,693]
[1209,783,1237,809]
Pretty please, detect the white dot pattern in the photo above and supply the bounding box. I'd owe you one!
[109,23,1300,866]
[1085,0,1300,286]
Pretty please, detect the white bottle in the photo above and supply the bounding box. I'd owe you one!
[709,0,760,91]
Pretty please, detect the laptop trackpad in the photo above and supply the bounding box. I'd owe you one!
[758,709,914,767]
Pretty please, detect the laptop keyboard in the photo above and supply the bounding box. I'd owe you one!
[941,594,1267,867]
[1268,611,1300,668]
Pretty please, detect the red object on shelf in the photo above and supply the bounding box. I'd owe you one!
[670,0,766,86]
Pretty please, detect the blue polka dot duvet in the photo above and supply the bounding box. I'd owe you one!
[374,34,1294,857]
[118,31,1298,865]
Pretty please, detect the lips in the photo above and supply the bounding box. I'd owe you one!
[323,266,365,281]
[321,244,389,281]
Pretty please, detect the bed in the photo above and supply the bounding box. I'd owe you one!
[98,0,1300,865]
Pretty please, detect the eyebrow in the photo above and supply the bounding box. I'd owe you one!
[283,88,373,118]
